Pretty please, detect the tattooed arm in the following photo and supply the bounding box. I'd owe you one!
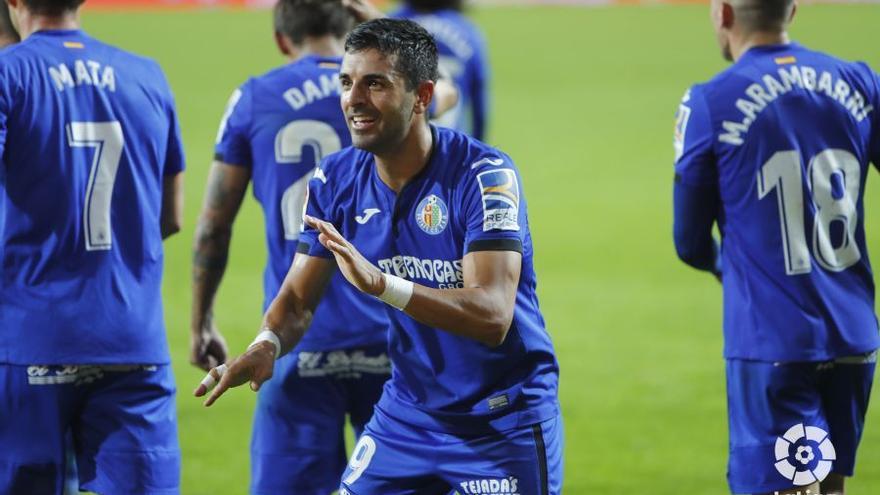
[190,161,251,371]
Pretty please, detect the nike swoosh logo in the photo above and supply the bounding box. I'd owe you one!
[470,157,504,169]
[355,208,381,224]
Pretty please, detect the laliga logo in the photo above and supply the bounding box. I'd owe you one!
[774,424,836,486]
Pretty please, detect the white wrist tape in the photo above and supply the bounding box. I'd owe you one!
[248,329,281,360]
[378,273,413,311]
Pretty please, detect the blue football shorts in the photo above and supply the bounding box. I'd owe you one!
[250,344,391,495]
[726,351,877,494]
[338,407,564,495]
[0,364,180,495]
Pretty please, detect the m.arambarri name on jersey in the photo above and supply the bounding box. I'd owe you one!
[48,59,116,92]
[719,64,875,145]
[377,255,464,289]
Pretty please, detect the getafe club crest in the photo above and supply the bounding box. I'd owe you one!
[415,194,448,235]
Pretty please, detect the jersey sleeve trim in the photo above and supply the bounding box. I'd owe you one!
[466,239,523,254]
[296,239,333,259]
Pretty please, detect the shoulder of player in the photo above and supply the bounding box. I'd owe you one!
[103,44,177,98]
[248,59,340,100]
[0,38,29,59]
[257,61,309,84]
[88,37,165,77]
[677,78,725,126]
[261,56,339,82]
[0,34,53,68]
[437,128,518,181]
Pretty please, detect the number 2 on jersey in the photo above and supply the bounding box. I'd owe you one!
[757,149,861,275]
[68,121,124,251]
[274,120,342,239]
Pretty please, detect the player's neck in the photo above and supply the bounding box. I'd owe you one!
[16,11,79,40]
[288,36,344,62]
[375,122,433,193]
[731,30,790,62]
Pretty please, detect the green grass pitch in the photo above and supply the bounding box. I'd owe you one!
[78,4,880,494]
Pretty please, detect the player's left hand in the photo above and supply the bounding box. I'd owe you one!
[190,315,229,372]
[193,341,275,407]
[305,215,385,296]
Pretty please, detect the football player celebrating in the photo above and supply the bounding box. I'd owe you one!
[197,18,562,495]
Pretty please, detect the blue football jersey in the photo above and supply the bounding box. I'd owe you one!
[392,6,490,141]
[675,43,880,361]
[214,55,387,351]
[299,126,559,434]
[0,30,184,364]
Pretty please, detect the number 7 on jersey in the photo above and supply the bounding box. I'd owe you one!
[67,121,124,251]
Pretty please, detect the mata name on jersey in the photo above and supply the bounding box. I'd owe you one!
[48,59,116,92]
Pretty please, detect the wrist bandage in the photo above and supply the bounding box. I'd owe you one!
[378,273,413,311]
[248,329,281,360]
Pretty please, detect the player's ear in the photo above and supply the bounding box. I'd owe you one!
[720,2,735,30]
[274,31,292,58]
[413,80,434,116]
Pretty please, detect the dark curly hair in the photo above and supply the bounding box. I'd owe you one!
[21,0,85,16]
[344,18,438,91]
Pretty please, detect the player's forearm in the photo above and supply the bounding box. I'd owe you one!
[261,285,314,356]
[673,179,721,277]
[191,219,232,331]
[402,285,514,347]
[160,174,184,239]
[191,162,250,330]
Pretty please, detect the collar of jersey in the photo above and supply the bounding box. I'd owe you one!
[299,53,341,66]
[740,41,801,60]
[29,29,85,38]
[370,124,440,197]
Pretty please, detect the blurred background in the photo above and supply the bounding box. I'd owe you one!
[74,0,880,493]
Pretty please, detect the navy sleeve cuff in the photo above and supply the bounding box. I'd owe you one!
[467,238,523,254]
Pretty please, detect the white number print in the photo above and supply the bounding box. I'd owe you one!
[68,121,125,251]
[343,435,377,486]
[809,150,862,271]
[274,120,342,239]
[757,149,862,275]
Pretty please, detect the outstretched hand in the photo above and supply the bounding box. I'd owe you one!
[193,341,276,407]
[304,215,385,297]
